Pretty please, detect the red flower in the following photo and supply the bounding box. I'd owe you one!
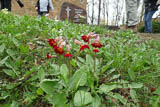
[64,52,72,57]
[46,53,51,59]
[81,35,90,42]
[91,42,103,48]
[48,39,57,48]
[93,49,99,53]
[54,46,64,55]
[80,45,90,51]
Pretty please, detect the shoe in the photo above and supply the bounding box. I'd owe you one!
[127,25,137,33]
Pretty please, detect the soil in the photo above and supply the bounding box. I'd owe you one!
[138,33,160,40]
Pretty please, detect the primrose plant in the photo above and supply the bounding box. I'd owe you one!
[42,32,104,106]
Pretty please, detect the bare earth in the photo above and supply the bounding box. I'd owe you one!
[138,33,160,40]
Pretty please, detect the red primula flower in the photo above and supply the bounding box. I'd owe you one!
[54,46,64,55]
[64,52,72,57]
[80,44,90,51]
[48,39,57,48]
[81,35,90,42]
[46,53,51,59]
[91,42,103,48]
[93,49,99,53]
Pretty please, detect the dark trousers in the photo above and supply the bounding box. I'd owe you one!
[144,10,156,33]
[1,0,12,11]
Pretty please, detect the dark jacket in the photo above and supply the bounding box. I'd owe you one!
[145,0,159,12]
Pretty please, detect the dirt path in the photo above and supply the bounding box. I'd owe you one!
[138,33,160,40]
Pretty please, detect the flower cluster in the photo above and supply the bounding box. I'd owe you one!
[47,36,72,59]
[74,32,103,53]
[47,32,103,59]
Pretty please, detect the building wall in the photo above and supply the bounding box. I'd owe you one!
[11,0,87,19]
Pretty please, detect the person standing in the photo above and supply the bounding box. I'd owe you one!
[0,0,24,11]
[125,0,139,32]
[35,0,54,18]
[144,0,160,33]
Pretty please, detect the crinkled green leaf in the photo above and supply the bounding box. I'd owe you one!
[40,79,58,94]
[68,65,88,90]
[74,91,92,107]
[3,69,16,78]
[0,43,5,53]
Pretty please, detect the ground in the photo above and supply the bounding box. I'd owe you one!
[138,33,160,40]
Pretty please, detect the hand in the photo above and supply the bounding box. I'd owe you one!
[45,13,49,17]
[35,7,38,10]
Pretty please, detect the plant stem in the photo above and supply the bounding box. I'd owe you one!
[94,53,96,73]
[68,58,71,79]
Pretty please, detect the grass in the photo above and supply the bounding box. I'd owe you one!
[0,10,160,107]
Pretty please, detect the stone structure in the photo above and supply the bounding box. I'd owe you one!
[11,0,87,22]
[60,2,87,23]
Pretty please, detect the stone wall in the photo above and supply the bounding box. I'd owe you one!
[11,0,87,20]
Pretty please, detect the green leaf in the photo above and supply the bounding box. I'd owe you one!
[99,84,120,94]
[153,86,160,95]
[86,54,94,69]
[74,91,92,107]
[6,49,16,58]
[130,89,139,103]
[70,59,76,67]
[5,61,19,76]
[11,101,19,107]
[112,93,127,105]
[40,79,58,94]
[128,69,136,81]
[24,66,40,78]
[3,69,16,78]
[128,82,143,88]
[47,93,68,106]
[0,92,10,100]
[0,43,5,53]
[152,96,160,107]
[38,68,45,82]
[0,56,9,66]
[36,88,44,96]
[92,95,101,107]
[108,93,127,105]
[68,66,88,90]
[20,45,29,54]
[102,60,114,73]
[77,57,85,63]
[60,64,69,83]
[12,37,20,47]
[0,104,10,107]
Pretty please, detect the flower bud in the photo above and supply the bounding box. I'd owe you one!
[74,39,82,46]
[59,41,66,48]
[66,44,70,52]
[55,36,62,42]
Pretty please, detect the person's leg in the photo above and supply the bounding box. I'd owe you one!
[38,12,43,18]
[0,0,2,10]
[144,11,149,33]
[126,0,139,27]
[147,11,156,33]
[1,0,4,9]
[3,0,11,11]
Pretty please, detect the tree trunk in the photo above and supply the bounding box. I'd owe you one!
[91,0,95,24]
[98,0,101,25]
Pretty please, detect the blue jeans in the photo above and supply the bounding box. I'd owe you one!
[144,10,156,33]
